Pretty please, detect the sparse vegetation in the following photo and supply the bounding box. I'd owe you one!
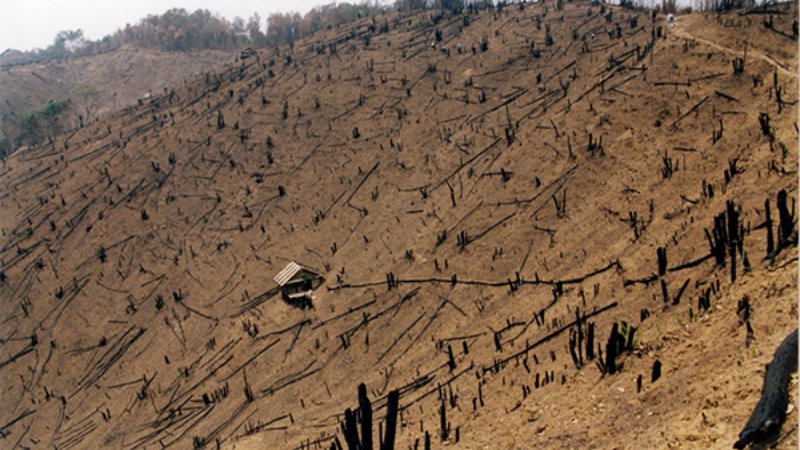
[15,98,69,147]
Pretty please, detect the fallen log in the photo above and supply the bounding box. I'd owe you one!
[670,96,709,129]
[485,301,619,372]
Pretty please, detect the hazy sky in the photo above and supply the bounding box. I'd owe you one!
[1,0,334,52]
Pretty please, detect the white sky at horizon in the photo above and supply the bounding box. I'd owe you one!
[0,0,733,52]
[0,0,338,52]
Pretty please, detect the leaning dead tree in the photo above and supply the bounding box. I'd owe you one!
[734,329,798,449]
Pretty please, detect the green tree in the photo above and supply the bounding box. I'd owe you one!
[17,99,69,146]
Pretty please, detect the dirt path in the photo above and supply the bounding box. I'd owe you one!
[671,22,798,79]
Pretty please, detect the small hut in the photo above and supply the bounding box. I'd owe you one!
[273,261,325,307]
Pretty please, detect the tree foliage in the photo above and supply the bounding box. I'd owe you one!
[1,9,249,67]
[1,4,400,68]
[13,98,69,149]
[0,1,455,68]
[265,2,389,47]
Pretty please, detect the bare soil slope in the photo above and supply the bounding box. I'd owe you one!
[0,45,232,147]
[0,2,797,449]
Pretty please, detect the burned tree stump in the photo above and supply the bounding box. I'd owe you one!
[651,360,661,383]
[342,408,361,449]
[657,247,667,276]
[661,151,675,179]
[439,398,450,441]
[758,112,773,140]
[732,56,745,74]
[764,198,775,257]
[359,384,373,450]
[599,322,627,375]
[705,200,743,283]
[381,390,400,450]
[776,189,795,250]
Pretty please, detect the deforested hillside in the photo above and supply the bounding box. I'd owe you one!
[0,1,797,449]
[0,4,397,157]
[0,46,233,156]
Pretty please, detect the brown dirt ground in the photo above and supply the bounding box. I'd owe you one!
[0,2,797,449]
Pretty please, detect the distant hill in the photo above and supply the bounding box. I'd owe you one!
[0,10,250,69]
[0,45,233,157]
[0,4,395,156]
[0,4,396,70]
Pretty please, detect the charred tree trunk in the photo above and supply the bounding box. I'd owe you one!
[734,329,798,449]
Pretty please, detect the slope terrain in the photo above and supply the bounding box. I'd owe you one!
[0,2,797,449]
[0,45,233,153]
